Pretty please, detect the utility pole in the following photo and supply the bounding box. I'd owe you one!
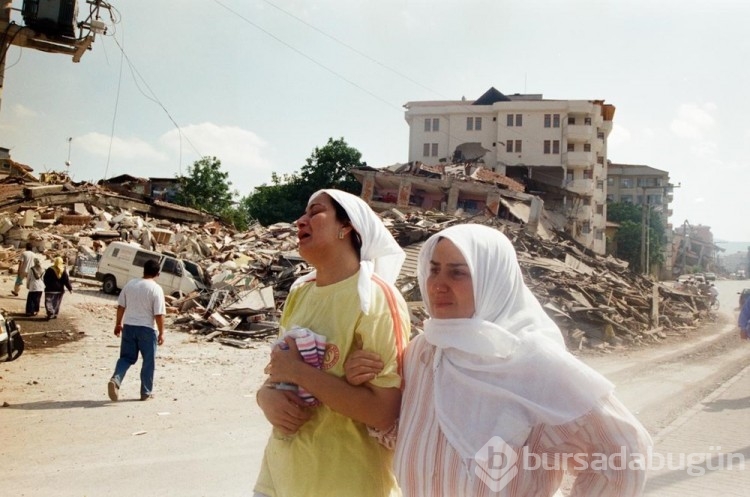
[0,0,107,111]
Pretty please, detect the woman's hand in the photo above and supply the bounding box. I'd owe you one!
[344,349,385,386]
[257,384,312,435]
[267,337,305,385]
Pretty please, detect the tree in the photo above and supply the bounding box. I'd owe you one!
[243,138,366,225]
[174,156,234,215]
[607,202,666,273]
[297,137,364,198]
[239,172,302,226]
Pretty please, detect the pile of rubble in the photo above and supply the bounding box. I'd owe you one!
[0,179,714,351]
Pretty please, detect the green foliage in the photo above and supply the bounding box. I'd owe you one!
[243,138,365,226]
[608,202,666,273]
[174,157,234,215]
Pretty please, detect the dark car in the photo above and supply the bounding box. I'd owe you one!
[739,289,750,309]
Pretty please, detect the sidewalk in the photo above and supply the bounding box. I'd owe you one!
[643,364,750,496]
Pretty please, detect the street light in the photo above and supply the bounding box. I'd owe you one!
[65,137,72,175]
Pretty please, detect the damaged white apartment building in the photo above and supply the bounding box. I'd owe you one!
[401,87,615,254]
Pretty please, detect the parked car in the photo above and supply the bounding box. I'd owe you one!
[704,272,717,281]
[739,289,750,309]
[96,242,209,297]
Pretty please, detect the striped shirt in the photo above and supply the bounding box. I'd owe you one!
[394,335,652,497]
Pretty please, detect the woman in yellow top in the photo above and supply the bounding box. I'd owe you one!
[254,189,410,497]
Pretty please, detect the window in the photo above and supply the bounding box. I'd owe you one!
[423,143,438,157]
[607,177,614,185]
[543,140,559,154]
[545,113,561,128]
[583,197,591,206]
[134,251,160,268]
[581,221,591,234]
[584,117,592,125]
[596,204,604,215]
[597,131,605,139]
[621,195,633,204]
[553,114,560,127]
[507,140,522,153]
[597,179,604,189]
[507,114,522,126]
[567,143,575,152]
[566,171,574,182]
[583,143,591,152]
[595,229,604,240]
[606,194,614,202]
[466,117,482,131]
[583,169,593,179]
[544,114,551,128]
[568,116,576,125]
[597,156,604,164]
[620,178,634,188]
[424,118,439,132]
[162,257,182,275]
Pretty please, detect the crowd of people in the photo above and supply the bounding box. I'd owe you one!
[12,243,74,320]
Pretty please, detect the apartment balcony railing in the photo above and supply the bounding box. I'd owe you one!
[565,178,595,195]
[566,151,595,167]
[566,124,594,142]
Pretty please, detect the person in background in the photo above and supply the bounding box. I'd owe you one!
[108,258,166,402]
[25,258,45,316]
[738,293,750,340]
[12,242,35,297]
[346,224,652,496]
[43,256,73,320]
[255,189,409,497]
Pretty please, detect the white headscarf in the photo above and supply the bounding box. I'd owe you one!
[291,189,405,314]
[419,224,614,458]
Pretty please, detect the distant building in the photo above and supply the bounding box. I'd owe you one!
[606,163,675,278]
[0,147,37,180]
[403,87,615,254]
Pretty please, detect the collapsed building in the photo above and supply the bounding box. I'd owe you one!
[0,173,716,352]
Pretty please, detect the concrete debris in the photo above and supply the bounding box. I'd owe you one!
[0,177,717,351]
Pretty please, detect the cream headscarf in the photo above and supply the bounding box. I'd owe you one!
[52,257,65,279]
[418,224,614,458]
[290,189,405,314]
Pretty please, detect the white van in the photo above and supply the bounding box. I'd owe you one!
[96,242,208,297]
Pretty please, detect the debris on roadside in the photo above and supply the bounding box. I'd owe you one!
[0,177,715,351]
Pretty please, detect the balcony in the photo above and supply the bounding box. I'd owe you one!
[567,124,594,143]
[565,179,595,195]
[566,151,595,168]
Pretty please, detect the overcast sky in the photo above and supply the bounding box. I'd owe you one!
[0,0,747,243]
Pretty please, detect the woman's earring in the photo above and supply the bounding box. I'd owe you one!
[338,229,345,240]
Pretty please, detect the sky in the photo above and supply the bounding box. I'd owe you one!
[0,0,748,244]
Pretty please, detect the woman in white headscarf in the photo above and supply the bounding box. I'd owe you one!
[254,189,410,497]
[346,224,652,496]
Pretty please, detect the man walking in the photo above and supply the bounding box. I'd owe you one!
[108,259,166,401]
[12,242,35,296]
